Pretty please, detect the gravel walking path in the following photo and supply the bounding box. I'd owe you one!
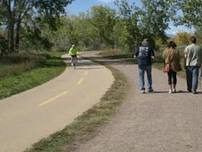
[74,62,202,152]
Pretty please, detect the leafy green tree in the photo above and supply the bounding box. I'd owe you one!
[0,0,74,54]
[42,14,100,51]
[168,0,202,27]
[195,27,202,45]
[72,14,100,50]
[114,0,142,51]
[163,0,202,45]
[89,5,116,48]
[140,0,173,41]
[114,0,172,51]
[0,30,8,55]
[174,32,190,46]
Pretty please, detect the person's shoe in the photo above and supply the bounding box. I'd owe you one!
[147,89,154,93]
[140,90,145,94]
[173,89,177,93]
[187,89,191,92]
[169,89,172,94]
[192,91,197,94]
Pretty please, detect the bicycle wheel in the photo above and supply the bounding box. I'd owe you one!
[72,57,77,69]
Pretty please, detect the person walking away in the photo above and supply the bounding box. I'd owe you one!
[68,44,78,67]
[135,38,155,94]
[162,41,181,94]
[184,36,202,94]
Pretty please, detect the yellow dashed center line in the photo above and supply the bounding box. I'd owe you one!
[38,70,89,107]
[77,77,84,86]
[38,91,69,107]
[76,70,88,86]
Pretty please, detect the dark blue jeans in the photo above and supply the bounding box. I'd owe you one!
[138,65,152,91]
[186,66,200,92]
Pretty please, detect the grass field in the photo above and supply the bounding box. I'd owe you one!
[0,52,66,99]
[98,49,133,59]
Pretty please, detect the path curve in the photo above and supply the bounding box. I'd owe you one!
[0,54,114,152]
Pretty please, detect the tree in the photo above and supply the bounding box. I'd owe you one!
[89,5,116,48]
[163,0,202,45]
[195,27,202,45]
[0,30,8,55]
[0,0,74,54]
[174,32,190,46]
[115,0,142,51]
[42,14,100,51]
[168,0,202,27]
[114,0,172,51]
[140,0,173,41]
[71,14,100,50]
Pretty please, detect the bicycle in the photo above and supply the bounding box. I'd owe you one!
[70,55,78,69]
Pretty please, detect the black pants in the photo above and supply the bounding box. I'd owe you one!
[168,70,177,85]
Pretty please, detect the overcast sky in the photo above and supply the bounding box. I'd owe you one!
[66,0,195,35]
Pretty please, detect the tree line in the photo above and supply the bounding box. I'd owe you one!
[0,0,202,55]
[0,0,74,55]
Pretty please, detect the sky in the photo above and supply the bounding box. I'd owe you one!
[66,0,141,15]
[66,0,195,35]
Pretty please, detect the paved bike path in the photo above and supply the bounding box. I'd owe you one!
[74,62,202,152]
[0,55,114,152]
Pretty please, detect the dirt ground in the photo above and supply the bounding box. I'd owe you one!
[73,62,202,152]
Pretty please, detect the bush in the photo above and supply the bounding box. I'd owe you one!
[0,35,8,55]
[0,53,47,78]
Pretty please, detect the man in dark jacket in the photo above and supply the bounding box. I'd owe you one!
[135,38,155,93]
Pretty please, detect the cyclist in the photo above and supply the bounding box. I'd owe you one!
[68,44,78,68]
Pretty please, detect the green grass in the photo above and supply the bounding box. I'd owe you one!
[0,53,66,99]
[99,49,133,59]
[0,53,46,78]
[25,63,128,152]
